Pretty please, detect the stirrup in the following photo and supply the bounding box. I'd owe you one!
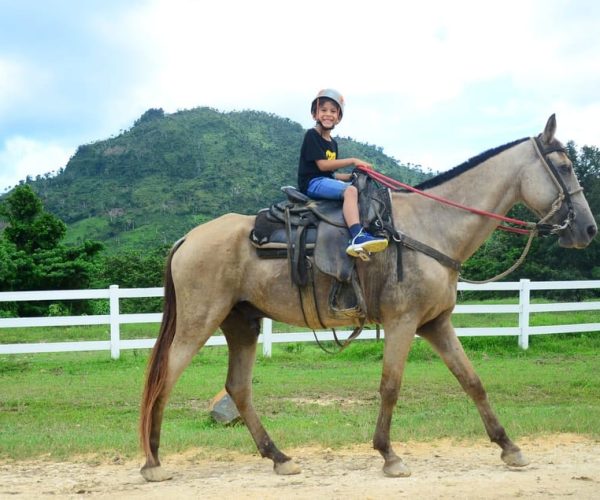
[347,247,372,261]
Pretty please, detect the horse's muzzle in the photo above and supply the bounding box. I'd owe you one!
[559,222,597,249]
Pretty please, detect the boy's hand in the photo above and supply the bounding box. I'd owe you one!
[354,159,373,170]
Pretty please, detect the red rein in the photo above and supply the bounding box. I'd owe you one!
[357,166,534,235]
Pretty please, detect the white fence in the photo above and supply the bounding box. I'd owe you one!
[0,280,599,359]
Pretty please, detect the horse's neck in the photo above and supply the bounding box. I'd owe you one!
[393,147,525,263]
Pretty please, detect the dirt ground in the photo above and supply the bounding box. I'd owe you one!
[1,434,598,499]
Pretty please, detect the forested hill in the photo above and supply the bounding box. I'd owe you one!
[28,107,429,251]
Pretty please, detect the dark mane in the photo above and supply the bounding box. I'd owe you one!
[415,137,530,190]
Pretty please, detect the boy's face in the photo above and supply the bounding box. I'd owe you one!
[313,99,341,129]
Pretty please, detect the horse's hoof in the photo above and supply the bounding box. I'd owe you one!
[383,458,411,477]
[140,465,174,482]
[274,459,302,475]
[501,449,530,467]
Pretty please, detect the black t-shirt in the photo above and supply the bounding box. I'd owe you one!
[297,128,338,193]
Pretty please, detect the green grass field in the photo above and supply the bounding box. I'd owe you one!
[1,327,599,462]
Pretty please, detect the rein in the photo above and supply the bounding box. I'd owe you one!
[357,137,580,283]
[356,166,534,234]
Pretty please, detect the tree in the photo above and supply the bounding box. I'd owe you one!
[0,185,103,315]
[92,246,169,313]
[134,107,165,126]
[0,184,66,252]
[0,238,18,290]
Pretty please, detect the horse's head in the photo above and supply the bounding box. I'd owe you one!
[520,114,597,249]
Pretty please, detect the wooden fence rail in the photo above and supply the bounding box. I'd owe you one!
[1,280,599,359]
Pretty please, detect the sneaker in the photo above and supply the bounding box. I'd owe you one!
[346,229,388,257]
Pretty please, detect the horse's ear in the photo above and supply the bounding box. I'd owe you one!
[541,114,557,144]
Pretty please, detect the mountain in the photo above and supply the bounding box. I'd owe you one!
[22,107,431,251]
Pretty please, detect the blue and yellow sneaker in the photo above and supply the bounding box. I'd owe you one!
[346,229,388,258]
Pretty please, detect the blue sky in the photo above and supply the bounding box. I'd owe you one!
[1,0,599,192]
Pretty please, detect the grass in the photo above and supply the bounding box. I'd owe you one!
[1,331,599,462]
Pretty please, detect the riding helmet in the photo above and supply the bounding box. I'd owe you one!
[311,88,345,119]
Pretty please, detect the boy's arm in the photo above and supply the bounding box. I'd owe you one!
[315,158,373,172]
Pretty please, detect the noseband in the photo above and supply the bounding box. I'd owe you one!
[531,136,583,235]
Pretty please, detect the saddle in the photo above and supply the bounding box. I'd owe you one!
[249,172,396,329]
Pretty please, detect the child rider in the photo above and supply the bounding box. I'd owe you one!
[297,88,388,258]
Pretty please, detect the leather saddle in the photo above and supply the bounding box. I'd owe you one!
[250,187,353,286]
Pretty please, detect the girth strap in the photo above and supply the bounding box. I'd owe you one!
[394,230,461,272]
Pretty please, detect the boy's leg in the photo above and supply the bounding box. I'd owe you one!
[342,185,360,227]
[306,177,388,257]
[307,178,359,226]
[338,184,388,257]
[306,177,348,200]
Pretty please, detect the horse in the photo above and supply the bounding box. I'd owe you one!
[139,115,597,481]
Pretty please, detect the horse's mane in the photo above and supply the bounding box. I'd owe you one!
[414,137,530,190]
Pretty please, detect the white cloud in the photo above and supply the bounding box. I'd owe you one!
[0,57,57,122]
[0,137,73,193]
[0,58,30,114]
[552,102,600,148]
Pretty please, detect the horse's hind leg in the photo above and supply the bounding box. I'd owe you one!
[221,303,301,475]
[141,336,214,481]
[418,313,529,467]
[141,310,226,482]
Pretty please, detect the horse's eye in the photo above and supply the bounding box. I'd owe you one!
[559,164,571,175]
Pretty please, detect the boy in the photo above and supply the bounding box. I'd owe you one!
[297,88,388,258]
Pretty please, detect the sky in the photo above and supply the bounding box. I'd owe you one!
[1,0,599,193]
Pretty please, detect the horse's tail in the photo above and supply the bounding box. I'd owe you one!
[139,238,185,459]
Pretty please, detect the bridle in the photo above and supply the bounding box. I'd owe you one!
[531,136,582,236]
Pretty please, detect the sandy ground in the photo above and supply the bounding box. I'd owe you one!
[1,434,598,499]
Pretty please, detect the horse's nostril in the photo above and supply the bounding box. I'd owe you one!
[587,225,598,238]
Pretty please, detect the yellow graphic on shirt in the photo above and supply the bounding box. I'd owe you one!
[326,149,337,160]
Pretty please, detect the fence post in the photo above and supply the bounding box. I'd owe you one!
[518,279,531,350]
[262,318,273,357]
[109,285,121,359]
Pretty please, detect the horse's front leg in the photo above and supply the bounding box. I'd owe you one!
[418,312,529,467]
[373,319,416,477]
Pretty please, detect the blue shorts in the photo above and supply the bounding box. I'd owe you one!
[307,177,350,200]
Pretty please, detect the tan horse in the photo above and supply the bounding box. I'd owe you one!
[140,115,597,481]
